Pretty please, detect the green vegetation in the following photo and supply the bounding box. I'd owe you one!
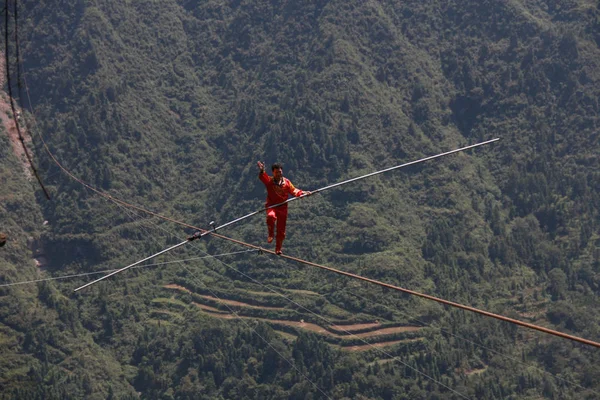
[1,0,599,398]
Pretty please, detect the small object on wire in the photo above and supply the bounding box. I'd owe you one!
[187,231,203,241]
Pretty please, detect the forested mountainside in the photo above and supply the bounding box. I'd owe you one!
[1,0,599,398]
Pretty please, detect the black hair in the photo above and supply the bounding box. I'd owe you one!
[271,163,283,171]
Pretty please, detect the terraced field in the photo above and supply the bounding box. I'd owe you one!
[160,284,423,351]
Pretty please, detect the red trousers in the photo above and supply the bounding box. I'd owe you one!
[266,206,288,252]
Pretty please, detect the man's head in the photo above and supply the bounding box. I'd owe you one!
[271,163,283,180]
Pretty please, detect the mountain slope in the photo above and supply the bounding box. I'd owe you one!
[1,0,599,398]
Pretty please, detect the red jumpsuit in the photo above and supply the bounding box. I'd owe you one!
[259,171,305,253]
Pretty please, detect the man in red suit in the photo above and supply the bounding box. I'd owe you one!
[257,161,311,255]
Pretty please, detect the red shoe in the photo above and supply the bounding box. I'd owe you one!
[267,236,274,244]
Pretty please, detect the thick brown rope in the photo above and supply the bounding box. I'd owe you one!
[31,134,600,348]
[198,232,600,348]
[3,1,50,199]
[18,66,598,348]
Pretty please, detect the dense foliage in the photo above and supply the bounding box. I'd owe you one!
[1,0,599,398]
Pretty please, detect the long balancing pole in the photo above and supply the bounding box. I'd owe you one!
[74,138,499,292]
